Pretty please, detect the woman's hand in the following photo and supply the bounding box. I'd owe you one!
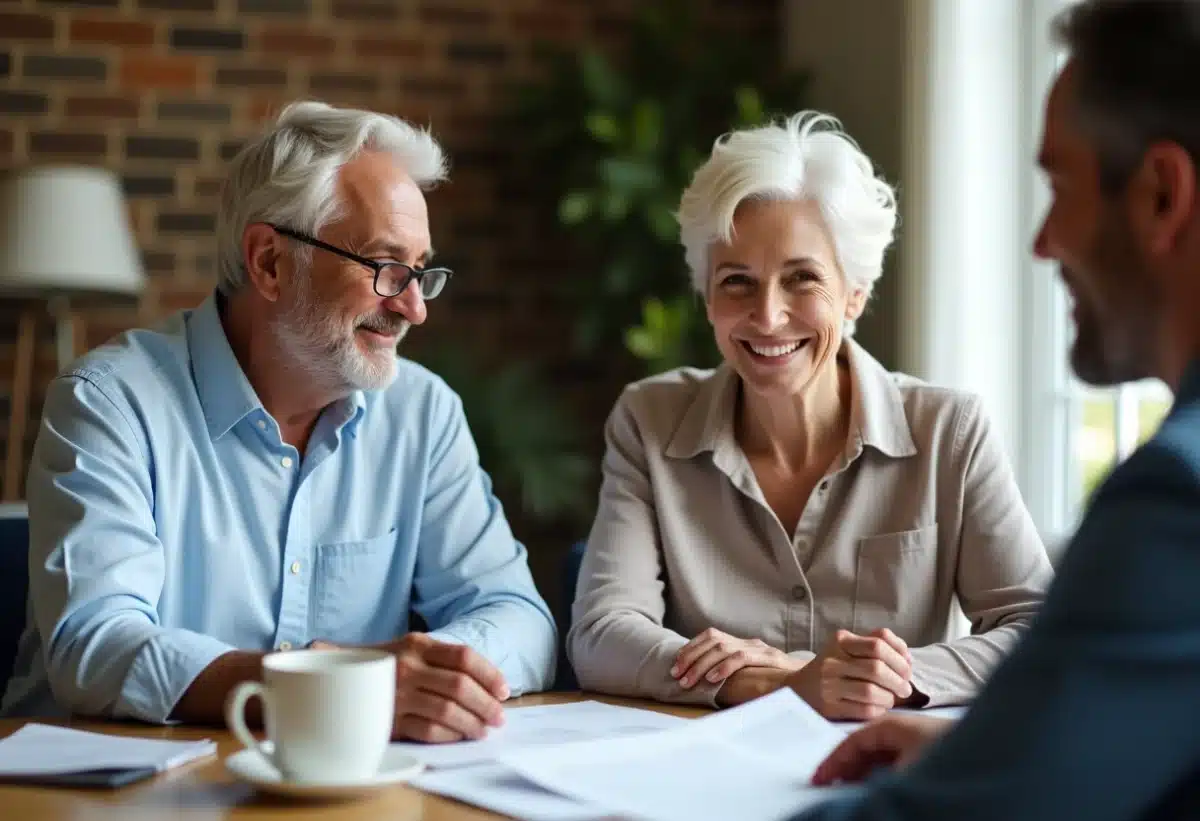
[784,628,915,720]
[672,628,802,689]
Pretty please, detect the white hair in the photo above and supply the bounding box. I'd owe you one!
[216,100,448,294]
[677,111,897,336]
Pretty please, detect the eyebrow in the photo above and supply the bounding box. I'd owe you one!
[362,241,435,266]
[714,257,825,274]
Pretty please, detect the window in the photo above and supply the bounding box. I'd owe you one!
[1073,381,1172,510]
[1021,0,1175,543]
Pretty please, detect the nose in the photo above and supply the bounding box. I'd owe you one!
[385,279,427,326]
[751,283,788,331]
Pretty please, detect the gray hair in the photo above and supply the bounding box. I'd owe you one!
[215,101,448,294]
[677,111,897,336]
[1052,0,1200,194]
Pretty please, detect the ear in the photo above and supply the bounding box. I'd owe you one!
[844,285,868,321]
[1133,140,1197,257]
[242,222,287,303]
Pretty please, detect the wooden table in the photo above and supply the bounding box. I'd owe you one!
[0,692,708,820]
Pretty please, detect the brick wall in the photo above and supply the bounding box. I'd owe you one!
[0,0,780,525]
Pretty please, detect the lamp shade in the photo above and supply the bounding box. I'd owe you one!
[0,166,146,298]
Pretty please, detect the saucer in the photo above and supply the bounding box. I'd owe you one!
[224,743,425,800]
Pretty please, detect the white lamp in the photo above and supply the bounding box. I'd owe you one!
[0,166,147,500]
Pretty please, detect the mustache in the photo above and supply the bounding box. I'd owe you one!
[357,313,410,336]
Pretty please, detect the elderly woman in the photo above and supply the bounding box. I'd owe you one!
[567,112,1053,719]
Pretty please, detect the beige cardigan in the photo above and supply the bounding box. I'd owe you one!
[568,340,1053,707]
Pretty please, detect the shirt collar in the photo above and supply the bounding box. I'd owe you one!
[846,338,918,459]
[188,292,264,440]
[187,291,369,440]
[664,337,917,462]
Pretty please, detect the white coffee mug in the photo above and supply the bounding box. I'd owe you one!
[225,648,396,783]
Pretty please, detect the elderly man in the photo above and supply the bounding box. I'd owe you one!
[790,1,1200,819]
[0,102,556,742]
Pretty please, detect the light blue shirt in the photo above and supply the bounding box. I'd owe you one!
[1,293,556,723]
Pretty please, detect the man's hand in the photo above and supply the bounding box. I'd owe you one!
[672,628,804,689]
[784,628,914,720]
[386,633,509,743]
[811,714,951,785]
[314,634,510,743]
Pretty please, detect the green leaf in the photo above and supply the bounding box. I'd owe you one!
[625,326,660,360]
[644,297,668,333]
[645,201,678,241]
[558,191,593,225]
[631,100,662,155]
[601,189,630,221]
[579,50,624,107]
[734,86,765,126]
[600,158,662,193]
[584,112,622,144]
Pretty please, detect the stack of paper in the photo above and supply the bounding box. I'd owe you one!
[413,691,855,821]
[0,724,216,787]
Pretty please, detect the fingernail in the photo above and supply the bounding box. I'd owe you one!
[500,685,510,700]
[681,676,693,688]
[670,665,679,677]
[706,670,719,682]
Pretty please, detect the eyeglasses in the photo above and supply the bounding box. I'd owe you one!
[269,224,454,300]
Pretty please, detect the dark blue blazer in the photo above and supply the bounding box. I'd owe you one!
[795,362,1200,821]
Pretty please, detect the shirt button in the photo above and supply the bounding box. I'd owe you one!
[280,456,293,468]
[278,641,293,651]
[257,419,267,430]
[791,585,807,601]
[290,561,301,575]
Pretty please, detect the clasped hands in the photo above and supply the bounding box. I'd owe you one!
[672,627,918,720]
[312,633,508,743]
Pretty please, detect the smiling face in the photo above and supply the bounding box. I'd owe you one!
[705,198,865,399]
[272,150,433,392]
[1033,62,1163,387]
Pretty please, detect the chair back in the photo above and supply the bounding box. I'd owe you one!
[553,540,587,691]
[0,503,29,696]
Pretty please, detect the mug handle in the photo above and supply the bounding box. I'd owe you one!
[225,681,275,766]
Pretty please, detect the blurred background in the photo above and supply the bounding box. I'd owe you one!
[0,0,1171,618]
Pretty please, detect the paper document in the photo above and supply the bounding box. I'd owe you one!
[393,700,685,769]
[415,763,616,821]
[495,689,851,821]
[0,723,216,777]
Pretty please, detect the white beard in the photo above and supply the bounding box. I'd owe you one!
[272,274,408,393]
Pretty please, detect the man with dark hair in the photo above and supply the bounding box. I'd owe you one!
[789,1,1200,818]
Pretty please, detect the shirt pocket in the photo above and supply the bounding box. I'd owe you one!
[311,528,399,643]
[851,525,939,636]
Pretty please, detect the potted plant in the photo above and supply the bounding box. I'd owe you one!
[510,0,808,375]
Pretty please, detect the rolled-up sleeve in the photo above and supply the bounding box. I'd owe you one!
[28,376,235,724]
[567,392,723,707]
[908,397,1054,706]
[413,387,556,697]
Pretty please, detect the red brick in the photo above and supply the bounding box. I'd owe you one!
[194,176,224,197]
[352,36,426,60]
[248,96,283,123]
[65,94,140,119]
[120,54,200,91]
[0,130,12,156]
[258,26,336,57]
[70,17,156,47]
[0,12,54,41]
